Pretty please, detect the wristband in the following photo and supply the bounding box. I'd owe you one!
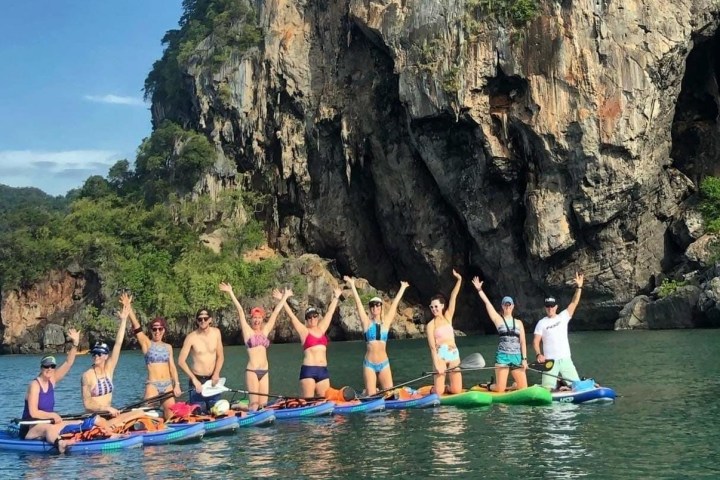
[536,353,541,358]
[522,357,527,360]
[576,287,582,290]
[133,326,143,334]
[72,343,79,348]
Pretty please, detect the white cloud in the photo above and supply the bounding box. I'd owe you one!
[0,149,124,196]
[83,94,146,106]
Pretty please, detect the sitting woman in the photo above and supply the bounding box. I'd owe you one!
[282,287,342,399]
[126,293,182,419]
[220,282,292,410]
[472,277,528,392]
[344,276,409,395]
[19,329,81,452]
[81,294,147,426]
[426,269,463,395]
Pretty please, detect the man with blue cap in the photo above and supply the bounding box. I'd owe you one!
[533,272,585,389]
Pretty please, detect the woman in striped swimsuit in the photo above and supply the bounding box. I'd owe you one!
[220,283,293,410]
[126,293,182,419]
[473,277,528,392]
[81,293,146,425]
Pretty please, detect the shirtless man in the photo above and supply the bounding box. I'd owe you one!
[178,308,225,412]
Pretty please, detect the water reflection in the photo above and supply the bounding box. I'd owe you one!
[528,405,589,479]
[427,408,471,476]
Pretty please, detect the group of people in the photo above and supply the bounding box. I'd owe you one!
[19,270,587,446]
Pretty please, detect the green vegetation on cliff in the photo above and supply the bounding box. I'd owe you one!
[700,176,720,233]
[0,122,278,328]
[144,0,262,114]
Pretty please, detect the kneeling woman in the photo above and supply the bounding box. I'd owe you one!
[473,277,528,392]
[283,287,342,398]
[126,294,182,419]
[345,276,409,395]
[426,270,463,395]
[81,294,146,425]
[19,329,81,453]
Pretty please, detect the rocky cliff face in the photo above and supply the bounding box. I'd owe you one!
[150,0,720,330]
[0,271,92,353]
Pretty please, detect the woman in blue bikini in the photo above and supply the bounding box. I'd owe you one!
[344,276,409,395]
[220,283,292,410]
[426,269,463,395]
[126,293,182,418]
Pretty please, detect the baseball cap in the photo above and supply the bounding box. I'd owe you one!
[40,355,57,367]
[91,342,110,355]
[501,296,514,306]
[544,297,557,307]
[250,307,266,318]
[368,297,383,306]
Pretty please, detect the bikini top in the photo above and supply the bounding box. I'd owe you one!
[365,322,389,343]
[90,368,114,397]
[246,332,271,349]
[145,342,170,365]
[434,323,455,344]
[303,332,328,350]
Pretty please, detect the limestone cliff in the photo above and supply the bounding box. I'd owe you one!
[147,0,720,330]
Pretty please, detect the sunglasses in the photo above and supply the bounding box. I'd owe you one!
[502,303,513,307]
[42,364,57,369]
[196,317,210,322]
[306,314,320,320]
[151,327,165,332]
[91,352,106,357]
[369,303,382,308]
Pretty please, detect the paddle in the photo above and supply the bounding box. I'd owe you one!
[201,379,353,402]
[14,390,175,425]
[421,352,487,375]
[368,353,486,399]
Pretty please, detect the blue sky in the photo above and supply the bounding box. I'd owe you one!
[0,1,182,196]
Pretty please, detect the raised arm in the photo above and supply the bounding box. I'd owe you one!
[343,276,370,329]
[319,287,342,333]
[565,272,585,317]
[384,281,409,326]
[282,302,307,337]
[54,328,80,382]
[106,297,129,374]
[472,277,503,325]
[266,288,293,335]
[124,293,150,352]
[444,269,463,323]
[219,282,251,337]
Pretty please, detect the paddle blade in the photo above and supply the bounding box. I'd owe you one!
[528,359,554,372]
[459,353,486,369]
[201,379,230,397]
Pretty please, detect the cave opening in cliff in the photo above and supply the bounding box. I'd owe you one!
[671,27,720,184]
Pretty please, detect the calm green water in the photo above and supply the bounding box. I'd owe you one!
[1,330,719,479]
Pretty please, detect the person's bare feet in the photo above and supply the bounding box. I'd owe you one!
[57,438,76,454]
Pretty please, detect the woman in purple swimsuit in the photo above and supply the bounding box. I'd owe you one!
[220,283,293,410]
[19,328,81,453]
[282,287,342,399]
[126,293,182,419]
